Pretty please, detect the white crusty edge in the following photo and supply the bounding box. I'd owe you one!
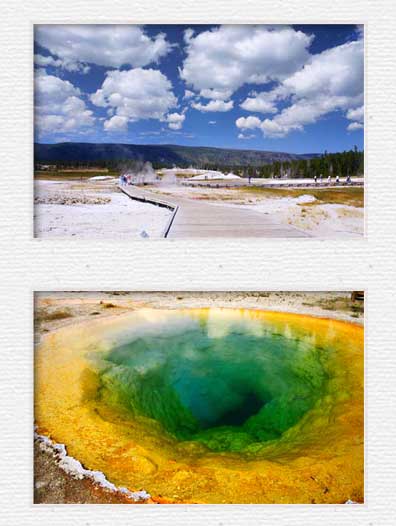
[34,428,151,503]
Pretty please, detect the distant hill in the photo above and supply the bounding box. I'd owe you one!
[35,142,320,168]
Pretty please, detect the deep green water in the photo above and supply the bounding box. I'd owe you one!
[98,317,330,452]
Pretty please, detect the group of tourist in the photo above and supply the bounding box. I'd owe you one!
[313,174,352,185]
[119,174,133,186]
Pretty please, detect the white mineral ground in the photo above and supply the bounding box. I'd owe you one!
[148,179,364,238]
[34,291,363,503]
[34,171,364,239]
[34,179,172,239]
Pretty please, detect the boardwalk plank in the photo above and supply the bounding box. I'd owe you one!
[119,186,311,238]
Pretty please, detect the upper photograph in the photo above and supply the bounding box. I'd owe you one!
[33,24,364,239]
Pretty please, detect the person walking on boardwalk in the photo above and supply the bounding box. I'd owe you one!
[248,168,254,185]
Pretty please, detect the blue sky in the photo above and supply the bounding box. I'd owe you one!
[34,24,364,154]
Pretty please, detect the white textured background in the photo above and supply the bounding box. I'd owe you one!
[1,0,396,524]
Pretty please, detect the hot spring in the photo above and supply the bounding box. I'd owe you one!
[35,308,364,504]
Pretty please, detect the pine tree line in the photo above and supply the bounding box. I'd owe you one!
[35,147,363,178]
[251,147,363,179]
[208,147,363,179]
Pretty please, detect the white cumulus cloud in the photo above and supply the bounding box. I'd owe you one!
[260,94,354,137]
[346,105,364,131]
[35,70,94,135]
[191,99,233,112]
[199,88,233,101]
[347,121,364,131]
[104,115,128,132]
[183,89,195,99]
[282,39,363,99]
[166,112,186,130]
[240,86,287,114]
[35,25,173,71]
[34,54,62,68]
[239,38,364,138]
[34,53,90,74]
[238,133,255,139]
[236,116,262,130]
[91,68,178,130]
[240,95,278,114]
[180,25,313,98]
[346,105,364,122]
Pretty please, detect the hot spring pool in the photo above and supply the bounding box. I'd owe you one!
[35,308,364,503]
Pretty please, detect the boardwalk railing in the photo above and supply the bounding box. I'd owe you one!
[182,181,364,189]
[118,185,178,238]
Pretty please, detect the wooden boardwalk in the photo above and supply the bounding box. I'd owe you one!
[183,181,364,189]
[119,185,310,239]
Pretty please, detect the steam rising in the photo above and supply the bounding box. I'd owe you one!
[122,161,159,184]
[122,161,180,186]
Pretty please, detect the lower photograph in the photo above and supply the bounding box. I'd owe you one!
[34,291,364,505]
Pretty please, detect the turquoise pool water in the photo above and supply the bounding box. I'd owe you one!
[99,316,329,452]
